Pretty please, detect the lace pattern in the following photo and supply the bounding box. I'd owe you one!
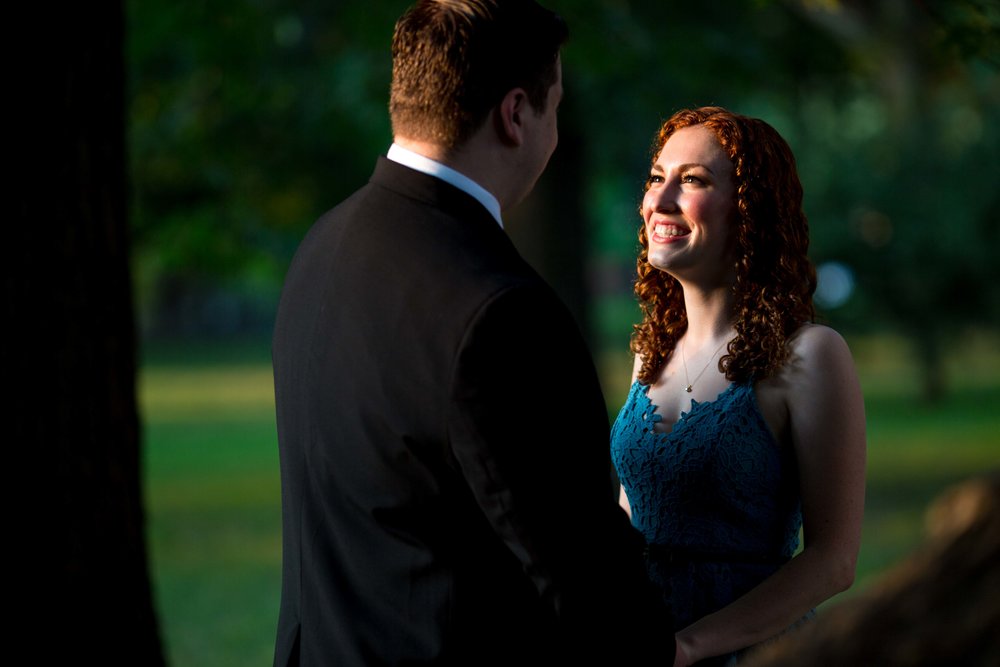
[611,381,803,632]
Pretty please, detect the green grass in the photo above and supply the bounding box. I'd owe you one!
[142,332,1000,665]
[141,342,281,667]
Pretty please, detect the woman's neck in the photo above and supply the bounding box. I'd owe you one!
[680,282,736,346]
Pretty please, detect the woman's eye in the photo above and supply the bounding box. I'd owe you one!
[646,174,664,186]
[681,174,703,185]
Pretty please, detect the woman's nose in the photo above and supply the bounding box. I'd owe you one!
[647,183,679,213]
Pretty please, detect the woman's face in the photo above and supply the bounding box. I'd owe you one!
[641,124,739,283]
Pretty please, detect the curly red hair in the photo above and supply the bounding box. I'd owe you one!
[632,106,816,385]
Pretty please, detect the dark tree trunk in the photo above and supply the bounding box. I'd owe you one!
[744,474,1000,667]
[9,3,164,663]
[507,91,592,348]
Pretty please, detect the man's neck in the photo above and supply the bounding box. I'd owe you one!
[393,135,512,210]
[392,137,452,164]
[388,141,503,227]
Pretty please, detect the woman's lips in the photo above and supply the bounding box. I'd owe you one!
[651,222,690,242]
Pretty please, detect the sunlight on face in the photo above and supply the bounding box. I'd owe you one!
[642,125,738,283]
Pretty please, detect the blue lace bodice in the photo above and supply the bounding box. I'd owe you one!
[611,380,802,636]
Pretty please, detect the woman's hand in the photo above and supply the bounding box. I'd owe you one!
[672,633,694,667]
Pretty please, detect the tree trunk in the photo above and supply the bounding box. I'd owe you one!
[9,3,164,663]
[507,90,592,347]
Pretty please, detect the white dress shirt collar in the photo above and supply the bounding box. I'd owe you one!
[386,143,503,228]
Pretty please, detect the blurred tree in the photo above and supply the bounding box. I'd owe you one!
[10,1,164,663]
[506,90,592,337]
[552,0,1000,401]
[129,0,999,399]
[790,0,1000,401]
[128,0,409,337]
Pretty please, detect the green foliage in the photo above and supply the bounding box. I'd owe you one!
[129,0,1000,362]
[128,0,409,332]
[551,0,1000,398]
[792,2,1000,398]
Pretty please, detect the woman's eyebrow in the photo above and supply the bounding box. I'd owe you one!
[652,162,716,175]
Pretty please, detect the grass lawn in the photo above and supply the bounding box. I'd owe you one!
[141,343,281,666]
[141,332,999,665]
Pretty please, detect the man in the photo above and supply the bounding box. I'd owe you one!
[272,1,672,664]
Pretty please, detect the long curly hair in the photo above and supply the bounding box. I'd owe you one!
[632,106,816,385]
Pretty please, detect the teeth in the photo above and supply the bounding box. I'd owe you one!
[654,223,686,237]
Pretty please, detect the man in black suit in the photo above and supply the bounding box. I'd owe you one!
[272,1,673,664]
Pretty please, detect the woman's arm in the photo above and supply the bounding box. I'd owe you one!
[674,325,867,664]
[619,484,632,519]
[618,353,645,521]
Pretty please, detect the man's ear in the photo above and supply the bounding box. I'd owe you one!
[494,88,529,147]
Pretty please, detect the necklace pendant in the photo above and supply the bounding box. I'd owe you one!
[685,385,693,393]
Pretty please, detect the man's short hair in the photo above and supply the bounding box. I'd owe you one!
[390,0,568,151]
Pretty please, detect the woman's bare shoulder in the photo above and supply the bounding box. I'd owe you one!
[630,353,643,383]
[789,322,848,347]
[781,324,863,416]
[759,324,858,405]
[787,324,855,368]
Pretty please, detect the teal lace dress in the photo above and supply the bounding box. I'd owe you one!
[611,381,803,665]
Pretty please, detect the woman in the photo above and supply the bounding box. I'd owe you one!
[610,107,866,666]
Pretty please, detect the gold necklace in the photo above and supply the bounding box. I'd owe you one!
[680,338,728,393]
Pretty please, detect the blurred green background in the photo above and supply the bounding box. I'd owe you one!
[128,1,999,664]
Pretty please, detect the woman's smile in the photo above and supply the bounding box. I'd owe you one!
[650,222,691,242]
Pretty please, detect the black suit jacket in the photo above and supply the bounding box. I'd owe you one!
[272,157,671,665]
